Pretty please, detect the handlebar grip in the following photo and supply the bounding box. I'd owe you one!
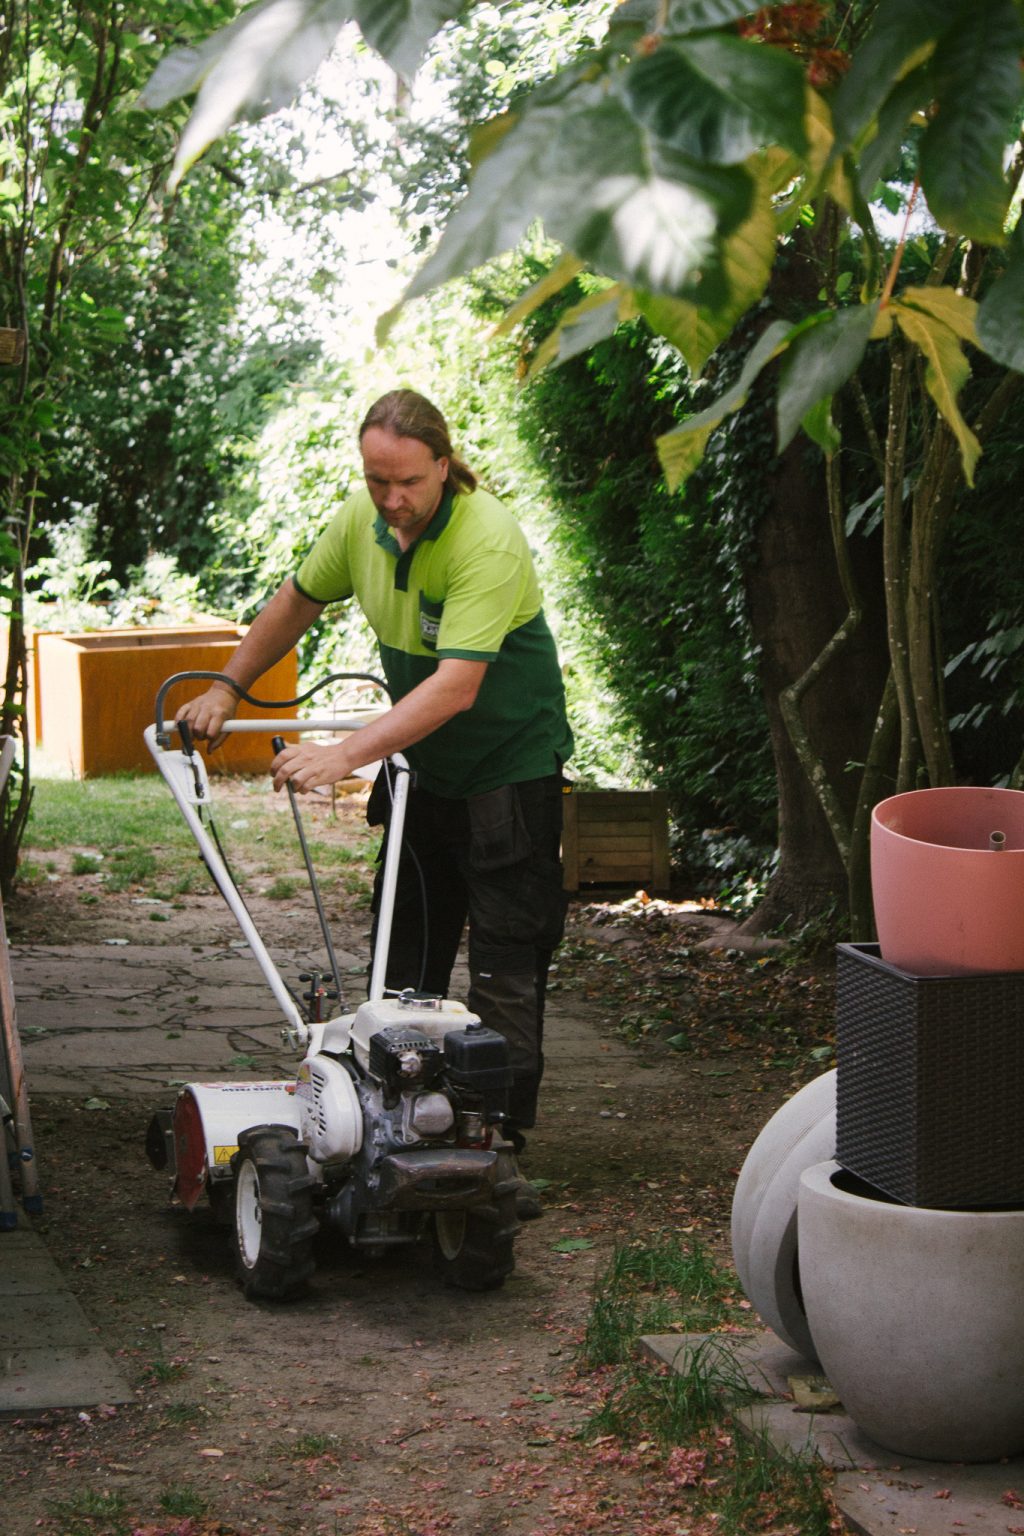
[271,736,286,755]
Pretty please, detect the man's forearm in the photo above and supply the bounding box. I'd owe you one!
[177,579,326,742]
[345,660,487,763]
[270,657,488,793]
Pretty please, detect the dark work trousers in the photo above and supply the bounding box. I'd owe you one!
[367,768,568,1135]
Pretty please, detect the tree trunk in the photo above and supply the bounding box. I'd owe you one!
[739,431,890,935]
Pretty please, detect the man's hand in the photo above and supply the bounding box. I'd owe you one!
[175,683,240,750]
[271,740,356,794]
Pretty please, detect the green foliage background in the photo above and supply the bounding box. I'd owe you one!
[13,0,1024,912]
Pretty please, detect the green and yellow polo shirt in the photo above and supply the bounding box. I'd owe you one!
[294,484,573,798]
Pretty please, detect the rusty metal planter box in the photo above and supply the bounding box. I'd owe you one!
[835,941,1024,1208]
[562,788,670,893]
[35,625,297,777]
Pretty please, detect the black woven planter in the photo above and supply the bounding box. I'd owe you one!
[835,943,1024,1208]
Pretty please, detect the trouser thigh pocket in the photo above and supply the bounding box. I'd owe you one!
[467,784,533,871]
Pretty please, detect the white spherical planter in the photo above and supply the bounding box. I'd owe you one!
[731,1070,835,1363]
[799,1161,1024,1462]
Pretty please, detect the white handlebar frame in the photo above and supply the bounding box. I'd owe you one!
[143,716,410,1046]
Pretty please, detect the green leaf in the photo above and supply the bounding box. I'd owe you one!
[855,62,931,198]
[552,1237,594,1253]
[636,151,776,374]
[656,317,792,490]
[776,303,878,453]
[404,106,557,303]
[666,0,760,32]
[918,0,1022,244]
[141,0,353,188]
[622,33,807,165]
[898,285,978,347]
[545,94,754,299]
[494,252,584,337]
[406,86,753,306]
[977,224,1024,371]
[657,420,716,493]
[526,285,629,378]
[892,299,980,484]
[800,396,841,455]
[831,0,959,149]
[353,0,464,79]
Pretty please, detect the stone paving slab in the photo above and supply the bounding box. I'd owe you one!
[643,1332,1024,1536]
[1,1345,134,1415]
[0,1227,133,1415]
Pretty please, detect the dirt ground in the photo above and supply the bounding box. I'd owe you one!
[0,789,837,1536]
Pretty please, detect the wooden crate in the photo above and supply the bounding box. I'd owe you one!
[562,788,670,893]
[34,625,298,776]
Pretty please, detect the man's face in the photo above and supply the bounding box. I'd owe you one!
[361,427,448,539]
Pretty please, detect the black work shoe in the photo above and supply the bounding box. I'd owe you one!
[509,1155,543,1220]
[513,1176,544,1221]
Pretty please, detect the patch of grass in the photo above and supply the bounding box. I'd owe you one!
[47,1486,130,1535]
[161,1401,208,1427]
[280,1430,343,1459]
[105,847,158,890]
[306,835,376,870]
[150,868,208,898]
[158,1485,210,1518]
[22,774,373,903]
[143,1356,188,1383]
[578,1235,838,1536]
[587,1337,760,1442]
[266,875,300,900]
[712,1429,837,1536]
[579,1234,736,1369]
[26,776,196,855]
[71,852,103,875]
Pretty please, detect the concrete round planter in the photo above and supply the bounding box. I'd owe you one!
[730,1070,835,1363]
[799,1160,1024,1461]
[872,786,1024,975]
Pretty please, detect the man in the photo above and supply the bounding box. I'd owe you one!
[178,389,573,1201]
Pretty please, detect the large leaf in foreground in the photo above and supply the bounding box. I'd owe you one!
[831,0,960,149]
[977,224,1024,372]
[526,286,637,378]
[776,303,878,453]
[666,0,760,31]
[354,0,466,79]
[623,33,807,166]
[917,0,1022,244]
[636,152,776,375]
[656,318,792,491]
[406,86,753,305]
[140,0,353,188]
[892,300,980,485]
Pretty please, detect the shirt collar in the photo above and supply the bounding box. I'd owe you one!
[373,483,455,554]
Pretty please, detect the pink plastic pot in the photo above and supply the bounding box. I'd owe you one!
[871,787,1024,975]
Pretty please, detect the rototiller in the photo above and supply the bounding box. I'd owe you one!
[144,672,521,1299]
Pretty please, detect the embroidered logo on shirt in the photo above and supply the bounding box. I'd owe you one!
[419,594,443,651]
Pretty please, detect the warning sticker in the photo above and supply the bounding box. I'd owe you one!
[213,1145,238,1165]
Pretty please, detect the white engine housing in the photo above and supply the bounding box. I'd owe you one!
[349,996,479,1072]
[295,1052,363,1165]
